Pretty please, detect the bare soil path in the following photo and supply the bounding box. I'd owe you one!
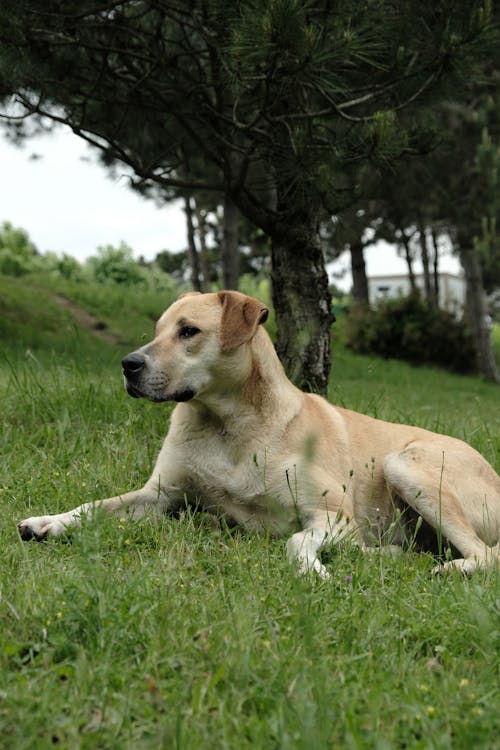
[49,292,121,344]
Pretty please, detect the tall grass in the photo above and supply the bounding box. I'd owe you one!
[0,277,498,749]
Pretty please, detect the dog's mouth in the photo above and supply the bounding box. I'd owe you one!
[125,381,143,399]
[125,381,195,403]
[172,388,196,402]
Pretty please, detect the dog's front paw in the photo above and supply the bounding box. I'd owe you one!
[294,557,331,580]
[17,515,68,541]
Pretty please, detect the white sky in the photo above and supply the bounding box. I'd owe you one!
[1,126,186,260]
[1,126,461,289]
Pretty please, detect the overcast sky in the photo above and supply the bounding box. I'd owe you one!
[1,126,186,261]
[1,125,461,288]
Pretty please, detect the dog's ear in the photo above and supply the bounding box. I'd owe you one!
[217,291,269,352]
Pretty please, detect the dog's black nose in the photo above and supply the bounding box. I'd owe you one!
[122,353,146,377]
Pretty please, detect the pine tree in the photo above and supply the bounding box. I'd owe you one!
[0,0,494,391]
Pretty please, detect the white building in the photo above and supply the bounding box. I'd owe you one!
[367,272,466,316]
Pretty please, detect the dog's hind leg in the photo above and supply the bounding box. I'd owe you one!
[383,443,500,575]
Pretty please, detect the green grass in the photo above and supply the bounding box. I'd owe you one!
[28,274,179,347]
[0,276,499,749]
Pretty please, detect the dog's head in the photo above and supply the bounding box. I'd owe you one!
[121,290,269,402]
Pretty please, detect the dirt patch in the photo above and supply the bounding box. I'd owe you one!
[50,293,121,344]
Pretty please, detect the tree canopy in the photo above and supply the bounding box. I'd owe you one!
[0,0,496,390]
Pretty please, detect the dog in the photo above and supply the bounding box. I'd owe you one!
[18,290,500,577]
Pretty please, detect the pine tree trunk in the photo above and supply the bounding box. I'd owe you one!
[418,221,437,310]
[400,230,417,294]
[431,228,440,304]
[459,244,499,383]
[350,241,369,306]
[271,223,333,394]
[194,203,211,292]
[184,196,202,292]
[222,195,240,290]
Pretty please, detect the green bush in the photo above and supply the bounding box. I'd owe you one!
[0,221,39,276]
[345,295,476,373]
[85,242,147,285]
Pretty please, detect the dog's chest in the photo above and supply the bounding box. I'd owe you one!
[187,428,266,494]
[179,428,294,532]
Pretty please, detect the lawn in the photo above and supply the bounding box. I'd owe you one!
[0,276,498,749]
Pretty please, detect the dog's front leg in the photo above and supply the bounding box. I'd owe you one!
[286,511,358,580]
[286,527,332,579]
[17,481,179,541]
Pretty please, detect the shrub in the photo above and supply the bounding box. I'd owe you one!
[345,295,476,373]
[85,242,148,285]
[0,221,39,276]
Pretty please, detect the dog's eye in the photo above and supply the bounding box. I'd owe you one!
[179,326,200,339]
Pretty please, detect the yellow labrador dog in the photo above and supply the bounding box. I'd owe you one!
[18,291,500,577]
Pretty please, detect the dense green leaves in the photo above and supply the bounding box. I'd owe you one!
[0,0,493,222]
[0,0,496,390]
[345,294,476,373]
[0,220,39,276]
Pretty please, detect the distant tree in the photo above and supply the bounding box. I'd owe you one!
[0,220,39,276]
[474,122,500,295]
[325,204,383,307]
[86,243,146,285]
[435,91,500,382]
[36,250,84,280]
[0,0,494,391]
[183,195,203,292]
[364,151,446,309]
[203,205,272,282]
[185,185,241,291]
[155,249,190,285]
[345,86,500,381]
[53,253,83,281]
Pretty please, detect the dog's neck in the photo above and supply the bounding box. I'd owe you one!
[180,328,302,430]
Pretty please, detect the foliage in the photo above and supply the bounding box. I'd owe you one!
[155,248,190,283]
[86,243,149,286]
[331,65,500,382]
[345,295,476,373]
[1,0,495,392]
[0,276,498,748]
[0,220,39,275]
[474,121,500,292]
[2,0,491,221]
[0,217,180,342]
[52,252,85,281]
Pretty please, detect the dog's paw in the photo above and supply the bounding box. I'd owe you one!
[431,558,478,576]
[17,515,68,541]
[294,558,331,580]
[312,559,331,580]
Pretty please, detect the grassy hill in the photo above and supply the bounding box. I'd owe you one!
[1,274,499,749]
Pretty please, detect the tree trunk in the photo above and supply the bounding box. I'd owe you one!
[418,221,437,310]
[184,196,202,292]
[222,195,240,289]
[459,244,499,383]
[350,241,369,306]
[193,202,211,291]
[431,228,440,305]
[271,223,333,394]
[399,229,417,294]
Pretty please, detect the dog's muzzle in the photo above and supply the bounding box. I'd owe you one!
[122,352,145,398]
[122,353,145,381]
[121,352,196,403]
